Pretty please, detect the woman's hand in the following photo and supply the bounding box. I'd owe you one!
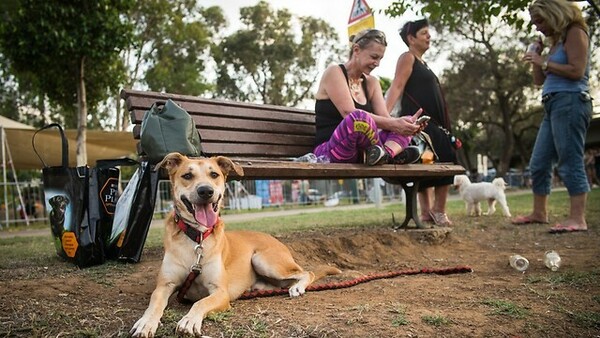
[523,51,545,68]
[390,116,421,136]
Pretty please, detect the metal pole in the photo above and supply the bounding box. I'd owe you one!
[1,127,6,228]
[3,130,29,226]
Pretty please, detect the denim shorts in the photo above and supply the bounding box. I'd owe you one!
[529,91,593,196]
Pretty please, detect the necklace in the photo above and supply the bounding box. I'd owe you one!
[349,77,363,96]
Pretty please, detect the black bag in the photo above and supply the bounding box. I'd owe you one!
[411,131,439,164]
[33,123,135,268]
[140,99,203,164]
[112,161,160,263]
[94,158,139,260]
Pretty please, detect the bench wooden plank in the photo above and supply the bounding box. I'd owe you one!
[130,112,315,139]
[125,92,315,123]
[228,161,465,180]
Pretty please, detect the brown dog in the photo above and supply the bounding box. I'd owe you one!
[130,153,341,337]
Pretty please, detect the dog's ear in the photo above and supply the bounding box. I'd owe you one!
[157,152,185,174]
[215,156,244,178]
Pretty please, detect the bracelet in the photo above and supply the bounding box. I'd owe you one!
[542,60,549,71]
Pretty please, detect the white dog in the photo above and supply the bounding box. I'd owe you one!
[453,174,511,217]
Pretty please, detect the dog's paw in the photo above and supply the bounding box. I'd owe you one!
[288,284,306,297]
[130,317,161,338]
[177,315,204,337]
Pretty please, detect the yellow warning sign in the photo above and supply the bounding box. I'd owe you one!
[348,0,375,39]
[348,16,375,38]
[62,232,78,258]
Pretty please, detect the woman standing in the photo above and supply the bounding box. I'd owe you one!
[385,19,458,226]
[514,0,592,233]
[313,29,422,166]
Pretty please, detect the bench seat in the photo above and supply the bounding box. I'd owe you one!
[121,88,466,229]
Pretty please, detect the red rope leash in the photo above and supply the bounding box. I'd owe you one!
[238,265,473,300]
[177,270,200,303]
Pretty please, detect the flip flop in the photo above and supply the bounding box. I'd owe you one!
[511,215,549,225]
[548,224,588,234]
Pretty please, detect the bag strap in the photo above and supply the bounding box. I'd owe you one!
[32,123,68,168]
[95,158,139,169]
[404,92,454,136]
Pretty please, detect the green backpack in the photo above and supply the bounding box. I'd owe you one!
[140,99,203,164]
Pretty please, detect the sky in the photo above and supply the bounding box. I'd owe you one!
[203,0,447,79]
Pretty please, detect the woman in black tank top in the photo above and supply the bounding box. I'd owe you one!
[313,29,423,166]
[385,18,457,226]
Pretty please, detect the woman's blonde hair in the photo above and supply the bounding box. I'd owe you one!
[529,0,588,44]
[348,29,387,57]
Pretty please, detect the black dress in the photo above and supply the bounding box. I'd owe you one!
[400,58,457,189]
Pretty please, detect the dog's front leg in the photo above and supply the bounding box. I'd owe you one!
[131,255,186,338]
[130,281,178,338]
[486,199,497,215]
[176,287,231,336]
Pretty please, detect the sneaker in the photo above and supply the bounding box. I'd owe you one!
[390,146,421,164]
[365,145,389,166]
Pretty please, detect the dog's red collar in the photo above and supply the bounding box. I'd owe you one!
[174,213,215,243]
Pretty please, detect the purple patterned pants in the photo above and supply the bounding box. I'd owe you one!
[313,110,411,163]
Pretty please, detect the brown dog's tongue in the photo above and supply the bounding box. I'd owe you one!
[194,203,218,227]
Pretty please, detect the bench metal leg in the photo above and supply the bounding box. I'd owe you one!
[397,181,427,229]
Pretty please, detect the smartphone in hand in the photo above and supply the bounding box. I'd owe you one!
[415,115,430,125]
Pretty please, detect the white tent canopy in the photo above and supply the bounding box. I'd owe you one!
[0,116,138,227]
[0,116,138,170]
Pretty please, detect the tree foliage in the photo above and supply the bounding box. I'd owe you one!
[129,1,226,95]
[443,45,543,173]
[0,0,133,164]
[116,0,226,130]
[385,0,532,31]
[212,0,344,106]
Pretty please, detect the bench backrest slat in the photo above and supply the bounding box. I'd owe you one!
[130,110,315,136]
[122,89,317,159]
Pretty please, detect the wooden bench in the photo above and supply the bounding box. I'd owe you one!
[120,88,465,229]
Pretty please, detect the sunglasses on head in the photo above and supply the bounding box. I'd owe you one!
[354,29,387,46]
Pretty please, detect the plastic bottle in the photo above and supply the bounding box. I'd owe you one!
[527,43,540,54]
[294,153,318,163]
[544,250,561,271]
[316,155,330,163]
[509,254,529,272]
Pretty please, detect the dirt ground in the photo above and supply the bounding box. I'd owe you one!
[1,214,599,338]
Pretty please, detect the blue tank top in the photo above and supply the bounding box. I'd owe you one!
[543,41,590,95]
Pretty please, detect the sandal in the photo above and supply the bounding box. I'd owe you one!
[511,215,549,225]
[429,211,452,226]
[548,222,588,234]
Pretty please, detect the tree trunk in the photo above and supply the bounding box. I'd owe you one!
[115,93,122,131]
[120,94,129,131]
[76,56,88,166]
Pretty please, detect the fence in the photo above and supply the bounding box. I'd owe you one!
[1,169,543,229]
[154,178,406,215]
[0,181,46,228]
[0,178,406,228]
